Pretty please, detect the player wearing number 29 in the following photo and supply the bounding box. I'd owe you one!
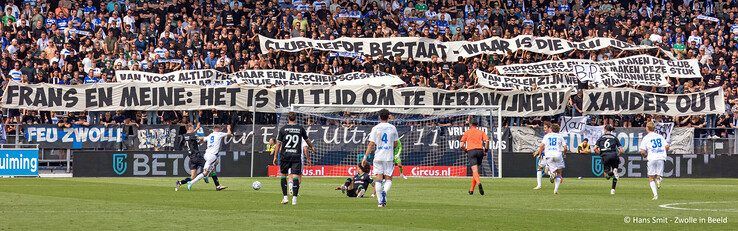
[536,123,567,194]
[274,112,316,205]
[639,122,669,200]
[363,109,399,208]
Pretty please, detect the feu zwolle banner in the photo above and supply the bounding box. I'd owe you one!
[495,55,700,86]
[1,82,571,117]
[475,70,579,90]
[259,35,666,62]
[582,87,725,116]
[116,69,405,86]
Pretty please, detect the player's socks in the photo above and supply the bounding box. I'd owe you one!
[536,170,543,188]
[612,168,620,179]
[212,175,220,187]
[375,180,384,205]
[478,183,485,195]
[612,178,618,190]
[553,177,561,194]
[469,178,477,192]
[292,178,300,196]
[649,180,658,198]
[191,173,205,185]
[383,180,392,193]
[179,177,191,184]
[280,176,288,196]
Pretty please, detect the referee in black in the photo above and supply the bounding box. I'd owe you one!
[594,125,624,195]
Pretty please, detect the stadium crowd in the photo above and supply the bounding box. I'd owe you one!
[0,0,738,137]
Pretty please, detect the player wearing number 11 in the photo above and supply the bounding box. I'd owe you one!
[363,109,399,208]
[274,112,316,205]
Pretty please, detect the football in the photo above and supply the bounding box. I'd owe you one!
[251,181,262,190]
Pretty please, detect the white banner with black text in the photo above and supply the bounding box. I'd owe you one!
[475,70,579,90]
[116,69,405,86]
[1,82,571,117]
[260,35,665,62]
[495,55,700,86]
[582,87,725,116]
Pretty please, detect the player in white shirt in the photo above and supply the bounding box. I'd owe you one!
[362,109,399,208]
[532,122,553,190]
[187,125,232,190]
[536,123,567,194]
[639,122,669,200]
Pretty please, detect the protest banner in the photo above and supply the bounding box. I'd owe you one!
[495,55,701,86]
[475,70,579,90]
[116,69,404,86]
[259,35,666,62]
[1,82,571,117]
[582,87,725,116]
[559,116,589,133]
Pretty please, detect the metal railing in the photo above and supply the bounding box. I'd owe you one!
[693,128,738,155]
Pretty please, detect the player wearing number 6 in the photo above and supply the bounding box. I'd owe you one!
[274,112,316,205]
[594,125,624,195]
[639,122,669,200]
[363,109,399,208]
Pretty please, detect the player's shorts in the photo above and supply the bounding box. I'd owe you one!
[372,160,394,176]
[346,188,358,197]
[188,156,205,170]
[545,155,565,172]
[203,154,219,172]
[602,154,620,172]
[468,149,484,166]
[280,160,303,175]
[647,159,665,176]
[536,155,546,169]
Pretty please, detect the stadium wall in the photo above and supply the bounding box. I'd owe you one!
[502,153,738,178]
[73,151,271,177]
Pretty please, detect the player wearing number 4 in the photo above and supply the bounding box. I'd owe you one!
[274,112,316,205]
[536,123,567,194]
[639,122,669,200]
[363,109,399,208]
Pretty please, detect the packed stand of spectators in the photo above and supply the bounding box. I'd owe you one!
[0,0,737,138]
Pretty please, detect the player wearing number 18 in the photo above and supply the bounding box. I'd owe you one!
[536,123,567,195]
[274,112,316,205]
[363,109,399,208]
[639,122,669,200]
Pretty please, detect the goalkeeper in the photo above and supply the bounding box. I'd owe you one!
[394,138,407,179]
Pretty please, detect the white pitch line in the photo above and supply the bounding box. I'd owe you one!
[659,201,738,212]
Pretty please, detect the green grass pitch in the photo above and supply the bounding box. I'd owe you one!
[1,177,736,230]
